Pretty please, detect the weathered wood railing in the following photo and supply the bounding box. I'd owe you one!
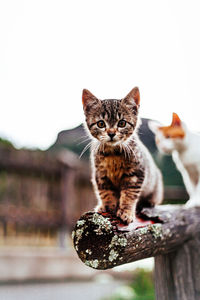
[0,145,95,236]
[72,205,200,300]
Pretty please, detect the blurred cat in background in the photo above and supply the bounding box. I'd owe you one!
[82,87,163,224]
[149,113,200,207]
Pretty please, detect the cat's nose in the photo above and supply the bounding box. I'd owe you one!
[108,132,116,140]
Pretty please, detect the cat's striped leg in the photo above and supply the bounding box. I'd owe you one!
[117,172,144,223]
[117,189,140,223]
[94,175,119,213]
[96,190,119,213]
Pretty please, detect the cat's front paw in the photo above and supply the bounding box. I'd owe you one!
[95,204,107,213]
[116,208,134,224]
[185,198,200,208]
[95,203,117,214]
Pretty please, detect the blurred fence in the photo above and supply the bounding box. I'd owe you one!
[0,143,188,242]
[0,145,96,240]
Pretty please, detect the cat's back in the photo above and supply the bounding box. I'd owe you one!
[179,131,200,166]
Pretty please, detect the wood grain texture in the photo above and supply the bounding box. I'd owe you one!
[155,235,200,300]
[72,205,200,270]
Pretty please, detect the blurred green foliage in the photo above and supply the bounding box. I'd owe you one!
[153,153,184,187]
[102,269,154,300]
[130,269,154,300]
[0,137,14,148]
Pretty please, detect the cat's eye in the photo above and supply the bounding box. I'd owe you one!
[118,120,126,128]
[97,120,106,128]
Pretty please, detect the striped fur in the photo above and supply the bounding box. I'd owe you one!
[82,87,163,224]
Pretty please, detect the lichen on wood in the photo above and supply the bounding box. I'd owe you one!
[72,212,128,269]
[72,206,200,270]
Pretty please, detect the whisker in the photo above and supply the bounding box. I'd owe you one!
[74,134,89,143]
[77,137,91,145]
[98,137,107,154]
[93,141,101,154]
[122,140,134,162]
[79,141,93,158]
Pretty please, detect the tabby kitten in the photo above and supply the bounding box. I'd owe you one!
[82,87,163,224]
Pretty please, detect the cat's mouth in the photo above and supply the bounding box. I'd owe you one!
[106,139,120,146]
[98,135,121,146]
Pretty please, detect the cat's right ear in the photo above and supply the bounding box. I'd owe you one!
[82,89,100,112]
[148,120,162,134]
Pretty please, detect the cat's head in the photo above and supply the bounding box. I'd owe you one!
[149,113,185,154]
[82,87,140,146]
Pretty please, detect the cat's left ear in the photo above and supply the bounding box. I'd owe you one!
[122,87,140,107]
[171,112,182,127]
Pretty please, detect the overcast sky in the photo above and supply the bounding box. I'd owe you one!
[0,0,200,149]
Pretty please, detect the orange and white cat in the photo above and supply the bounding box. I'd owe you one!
[149,113,200,208]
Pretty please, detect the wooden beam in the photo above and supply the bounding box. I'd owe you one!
[72,206,200,270]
